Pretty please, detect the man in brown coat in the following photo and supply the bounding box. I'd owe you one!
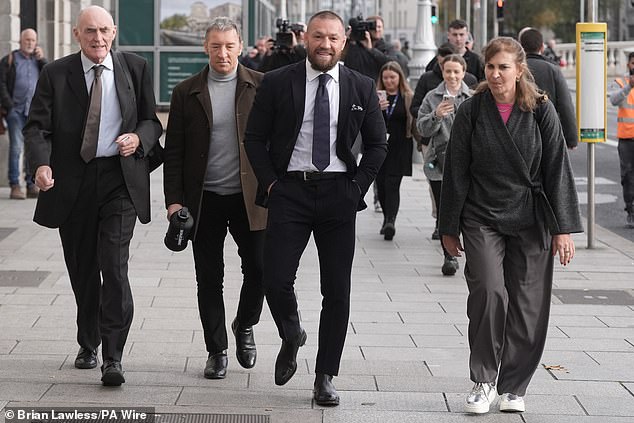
[163,17,267,379]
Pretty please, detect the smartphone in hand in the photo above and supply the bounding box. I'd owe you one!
[377,90,387,102]
[442,94,456,105]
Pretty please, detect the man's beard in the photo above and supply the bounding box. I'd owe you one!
[308,49,339,72]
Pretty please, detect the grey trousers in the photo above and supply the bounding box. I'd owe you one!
[461,218,554,396]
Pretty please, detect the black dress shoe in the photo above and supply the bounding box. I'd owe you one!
[74,347,98,369]
[231,318,256,369]
[204,351,228,379]
[101,360,125,386]
[313,373,339,406]
[274,329,307,386]
[383,221,395,241]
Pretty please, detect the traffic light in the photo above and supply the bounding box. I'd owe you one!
[496,0,504,20]
[431,4,438,24]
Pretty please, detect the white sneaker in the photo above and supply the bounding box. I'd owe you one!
[499,393,525,412]
[465,382,497,414]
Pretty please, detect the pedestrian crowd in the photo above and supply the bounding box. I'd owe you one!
[5,5,633,417]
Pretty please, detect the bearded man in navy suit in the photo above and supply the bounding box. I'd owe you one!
[244,10,387,406]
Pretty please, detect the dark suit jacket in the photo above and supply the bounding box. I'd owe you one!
[244,61,387,211]
[163,64,267,239]
[526,53,578,149]
[24,51,162,228]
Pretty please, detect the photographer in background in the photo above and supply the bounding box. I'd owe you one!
[0,28,47,200]
[343,15,390,82]
[259,19,306,73]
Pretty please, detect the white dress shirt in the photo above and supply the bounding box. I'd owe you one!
[80,51,123,158]
[287,61,347,172]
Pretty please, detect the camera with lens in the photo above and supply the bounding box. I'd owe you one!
[275,18,300,50]
[348,15,377,42]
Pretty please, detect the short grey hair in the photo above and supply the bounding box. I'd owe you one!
[205,17,242,42]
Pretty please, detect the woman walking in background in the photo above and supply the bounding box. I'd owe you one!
[439,37,582,414]
[417,54,471,275]
[375,61,414,240]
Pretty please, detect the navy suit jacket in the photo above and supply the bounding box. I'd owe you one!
[24,51,162,227]
[244,61,387,210]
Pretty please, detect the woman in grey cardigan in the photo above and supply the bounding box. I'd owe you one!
[417,54,471,275]
[439,37,583,414]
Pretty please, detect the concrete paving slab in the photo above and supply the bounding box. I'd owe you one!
[40,384,182,405]
[585,351,634,365]
[326,359,431,377]
[249,373,376,392]
[544,337,634,352]
[331,391,446,411]
[343,333,416,348]
[0,340,16,354]
[177,387,312,408]
[352,322,462,336]
[527,379,632,397]
[0,382,50,401]
[360,347,469,363]
[399,312,468,324]
[558,326,634,339]
[375,375,469,393]
[520,417,634,423]
[10,340,80,355]
[321,410,524,423]
[577,394,634,416]
[595,315,634,327]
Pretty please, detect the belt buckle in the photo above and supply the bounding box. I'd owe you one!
[303,171,309,181]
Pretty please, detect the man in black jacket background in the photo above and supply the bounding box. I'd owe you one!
[425,20,484,82]
[519,28,578,149]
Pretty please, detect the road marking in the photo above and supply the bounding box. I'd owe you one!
[576,192,619,204]
[574,177,617,185]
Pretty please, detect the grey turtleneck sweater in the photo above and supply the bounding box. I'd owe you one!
[203,67,241,194]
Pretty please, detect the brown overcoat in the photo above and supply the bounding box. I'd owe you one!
[163,64,267,239]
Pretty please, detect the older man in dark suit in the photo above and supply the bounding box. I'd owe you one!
[244,10,387,406]
[24,5,162,386]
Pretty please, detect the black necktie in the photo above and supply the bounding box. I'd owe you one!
[312,73,331,171]
[80,65,104,163]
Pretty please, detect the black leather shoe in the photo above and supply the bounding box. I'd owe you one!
[274,329,307,386]
[313,373,339,406]
[204,351,228,379]
[383,221,395,240]
[231,318,256,369]
[74,347,98,369]
[101,360,125,386]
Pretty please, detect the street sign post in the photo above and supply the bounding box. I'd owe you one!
[576,22,607,249]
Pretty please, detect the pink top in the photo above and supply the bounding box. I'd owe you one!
[496,103,513,124]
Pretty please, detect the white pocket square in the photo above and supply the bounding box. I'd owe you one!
[351,104,363,111]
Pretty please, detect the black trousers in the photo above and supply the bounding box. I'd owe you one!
[264,175,359,376]
[618,139,634,206]
[59,157,136,362]
[192,191,265,355]
[375,166,403,221]
[430,180,451,258]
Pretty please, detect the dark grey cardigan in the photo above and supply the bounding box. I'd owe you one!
[439,90,583,237]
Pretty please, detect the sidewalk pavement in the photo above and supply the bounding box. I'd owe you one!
[1,164,633,423]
